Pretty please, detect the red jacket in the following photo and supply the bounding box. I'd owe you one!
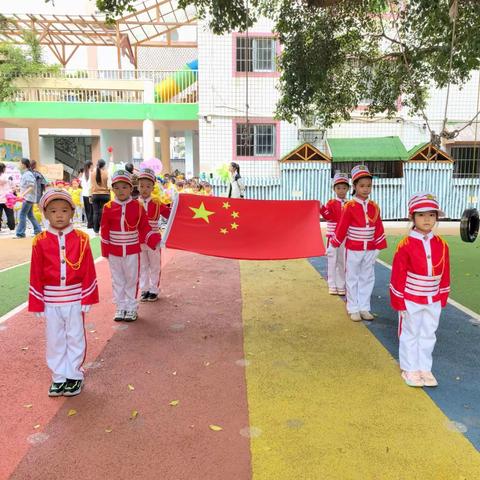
[390,230,450,311]
[140,197,170,231]
[330,197,387,251]
[101,198,161,257]
[320,198,346,238]
[29,227,99,312]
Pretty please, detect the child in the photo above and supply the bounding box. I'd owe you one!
[100,170,161,322]
[330,165,387,321]
[68,179,83,224]
[320,172,349,295]
[390,193,450,388]
[28,189,98,397]
[137,168,171,302]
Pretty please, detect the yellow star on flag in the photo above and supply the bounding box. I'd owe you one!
[231,222,239,230]
[222,202,231,209]
[231,211,239,219]
[220,228,228,235]
[190,202,215,223]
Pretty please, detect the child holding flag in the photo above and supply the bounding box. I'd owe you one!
[100,170,161,322]
[330,165,387,322]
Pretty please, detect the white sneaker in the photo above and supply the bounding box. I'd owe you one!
[360,311,374,320]
[350,312,362,322]
[124,311,138,322]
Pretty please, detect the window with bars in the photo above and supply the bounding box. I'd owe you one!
[236,123,276,157]
[236,37,276,73]
[331,161,404,179]
[450,145,480,178]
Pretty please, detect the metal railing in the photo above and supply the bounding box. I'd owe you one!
[4,69,198,104]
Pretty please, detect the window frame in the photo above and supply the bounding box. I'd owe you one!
[232,118,280,161]
[448,143,480,178]
[331,161,404,179]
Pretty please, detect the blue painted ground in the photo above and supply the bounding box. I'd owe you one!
[309,256,480,451]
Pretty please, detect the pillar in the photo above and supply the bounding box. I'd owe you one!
[143,119,155,160]
[184,130,194,178]
[28,126,40,163]
[159,124,171,173]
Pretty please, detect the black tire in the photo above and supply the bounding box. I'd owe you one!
[460,208,479,243]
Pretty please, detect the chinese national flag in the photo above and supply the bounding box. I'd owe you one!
[161,194,325,260]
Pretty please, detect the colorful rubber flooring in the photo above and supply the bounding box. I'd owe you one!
[1,251,480,479]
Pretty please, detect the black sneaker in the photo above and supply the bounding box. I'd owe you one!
[114,309,125,322]
[147,293,158,302]
[63,379,83,397]
[124,310,138,322]
[48,381,66,397]
[140,291,150,302]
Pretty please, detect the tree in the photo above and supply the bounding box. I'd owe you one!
[46,0,480,129]
[0,29,60,103]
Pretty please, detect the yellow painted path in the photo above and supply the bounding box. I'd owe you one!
[240,259,480,480]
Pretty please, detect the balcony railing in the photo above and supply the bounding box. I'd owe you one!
[4,69,198,104]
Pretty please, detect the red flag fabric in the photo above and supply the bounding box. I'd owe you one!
[161,194,325,260]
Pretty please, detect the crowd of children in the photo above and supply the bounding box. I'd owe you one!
[27,160,450,397]
[321,165,450,389]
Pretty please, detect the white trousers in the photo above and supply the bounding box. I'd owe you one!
[399,300,441,372]
[345,249,378,313]
[108,253,139,312]
[45,303,85,383]
[139,247,161,294]
[327,241,346,291]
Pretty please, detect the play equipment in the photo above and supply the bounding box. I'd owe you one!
[155,59,198,103]
[460,208,479,243]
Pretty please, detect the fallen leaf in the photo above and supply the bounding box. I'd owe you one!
[23,404,33,409]
[89,330,96,333]
[169,400,179,407]
[172,371,177,376]
[145,370,151,374]
[105,428,113,433]
[68,409,77,417]
[21,347,29,351]
[130,410,139,420]
[209,424,223,432]
[204,362,210,367]
[33,424,40,429]
[128,384,135,391]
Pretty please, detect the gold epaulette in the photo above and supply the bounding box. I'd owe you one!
[104,200,113,209]
[31,230,47,247]
[344,200,356,208]
[74,229,90,240]
[395,236,409,253]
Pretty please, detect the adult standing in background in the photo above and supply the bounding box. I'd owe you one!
[90,159,110,235]
[228,162,245,199]
[14,158,42,239]
[81,160,94,228]
[30,160,47,204]
[0,162,15,232]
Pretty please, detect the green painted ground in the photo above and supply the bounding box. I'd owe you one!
[379,235,480,314]
[0,237,101,317]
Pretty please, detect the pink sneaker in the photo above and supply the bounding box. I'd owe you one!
[401,370,424,387]
[420,371,438,387]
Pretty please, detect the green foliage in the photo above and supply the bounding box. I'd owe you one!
[0,31,60,103]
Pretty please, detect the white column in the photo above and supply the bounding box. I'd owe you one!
[143,119,155,160]
[28,126,40,162]
[184,130,194,178]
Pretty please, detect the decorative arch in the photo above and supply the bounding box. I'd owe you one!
[280,142,331,163]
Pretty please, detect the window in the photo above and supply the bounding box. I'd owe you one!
[450,145,480,178]
[236,123,276,157]
[331,161,403,179]
[236,37,276,73]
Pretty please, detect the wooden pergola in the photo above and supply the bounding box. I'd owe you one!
[0,0,197,68]
[280,142,331,162]
[408,143,454,162]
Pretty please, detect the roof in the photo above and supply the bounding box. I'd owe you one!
[408,142,454,162]
[280,142,331,162]
[328,136,409,162]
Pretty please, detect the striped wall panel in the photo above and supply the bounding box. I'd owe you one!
[210,163,480,219]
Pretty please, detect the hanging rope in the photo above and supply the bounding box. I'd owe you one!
[240,0,251,154]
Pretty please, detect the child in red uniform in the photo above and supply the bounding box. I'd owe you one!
[330,165,387,321]
[29,189,98,397]
[390,193,450,387]
[137,168,170,302]
[320,172,349,295]
[101,170,161,322]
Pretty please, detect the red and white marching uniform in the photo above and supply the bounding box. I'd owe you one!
[320,197,347,293]
[139,196,170,295]
[330,196,387,314]
[390,194,450,373]
[29,226,99,383]
[101,197,161,312]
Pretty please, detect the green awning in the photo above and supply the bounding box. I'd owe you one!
[328,136,409,162]
[407,142,428,157]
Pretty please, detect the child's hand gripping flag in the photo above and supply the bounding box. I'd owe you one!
[161,194,325,260]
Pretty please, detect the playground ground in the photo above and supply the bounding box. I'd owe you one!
[1,223,480,479]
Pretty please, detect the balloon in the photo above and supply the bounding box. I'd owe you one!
[140,157,163,174]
